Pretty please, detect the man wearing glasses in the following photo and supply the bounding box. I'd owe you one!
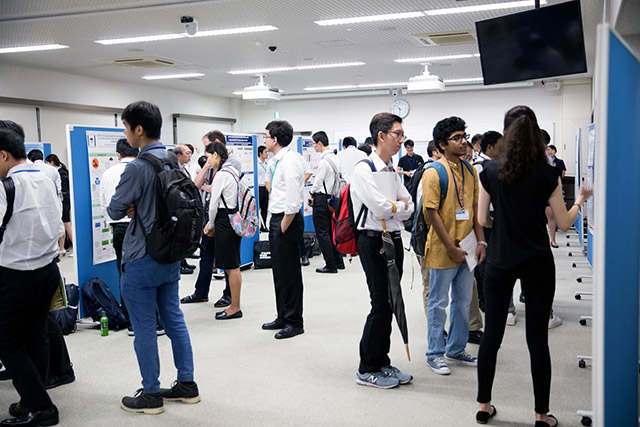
[423,117,486,376]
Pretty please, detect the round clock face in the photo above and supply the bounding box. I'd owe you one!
[390,99,410,118]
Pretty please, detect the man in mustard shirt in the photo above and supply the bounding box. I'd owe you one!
[423,117,486,375]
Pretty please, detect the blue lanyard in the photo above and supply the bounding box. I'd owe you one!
[12,170,39,174]
[448,161,465,209]
[407,155,414,170]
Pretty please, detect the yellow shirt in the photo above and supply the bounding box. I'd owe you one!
[422,158,478,269]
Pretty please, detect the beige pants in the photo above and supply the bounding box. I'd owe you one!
[417,255,483,331]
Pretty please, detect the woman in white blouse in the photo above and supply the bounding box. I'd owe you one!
[203,142,243,320]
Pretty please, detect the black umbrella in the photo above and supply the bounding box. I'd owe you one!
[380,219,411,361]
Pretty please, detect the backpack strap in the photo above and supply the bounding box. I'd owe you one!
[355,159,376,228]
[0,177,15,245]
[423,162,449,201]
[219,167,239,213]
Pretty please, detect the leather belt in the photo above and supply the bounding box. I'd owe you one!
[361,230,401,238]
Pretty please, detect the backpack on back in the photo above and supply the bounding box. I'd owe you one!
[331,159,376,255]
[137,152,204,264]
[81,277,128,331]
[323,156,347,213]
[220,166,258,238]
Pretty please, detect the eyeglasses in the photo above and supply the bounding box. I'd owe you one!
[447,133,470,142]
[384,130,405,140]
[264,135,274,140]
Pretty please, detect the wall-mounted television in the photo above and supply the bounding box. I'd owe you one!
[475,0,587,85]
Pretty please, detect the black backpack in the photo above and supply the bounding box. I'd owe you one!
[403,160,433,232]
[81,278,129,331]
[136,152,204,264]
[51,283,79,335]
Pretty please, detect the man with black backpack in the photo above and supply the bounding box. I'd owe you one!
[108,101,200,415]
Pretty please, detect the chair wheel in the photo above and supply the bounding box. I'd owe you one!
[579,359,586,368]
[575,294,582,300]
[579,319,587,326]
[568,252,573,257]
[572,263,577,268]
[581,416,592,426]
[577,278,583,283]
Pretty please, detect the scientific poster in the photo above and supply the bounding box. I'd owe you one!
[226,134,255,189]
[586,123,595,233]
[86,131,121,264]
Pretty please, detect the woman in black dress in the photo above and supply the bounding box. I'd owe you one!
[475,106,593,426]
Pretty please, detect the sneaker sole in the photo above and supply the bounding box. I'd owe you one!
[163,395,201,404]
[355,378,399,389]
[398,376,413,385]
[120,403,164,415]
[445,355,477,367]
[428,367,451,375]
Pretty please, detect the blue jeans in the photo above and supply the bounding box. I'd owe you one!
[122,253,194,393]
[426,263,474,360]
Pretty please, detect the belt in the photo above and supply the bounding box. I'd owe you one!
[361,230,401,238]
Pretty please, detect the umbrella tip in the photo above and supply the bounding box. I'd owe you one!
[405,344,411,361]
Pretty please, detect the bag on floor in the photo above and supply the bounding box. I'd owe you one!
[253,240,272,269]
[221,166,259,238]
[81,277,129,331]
[51,283,79,335]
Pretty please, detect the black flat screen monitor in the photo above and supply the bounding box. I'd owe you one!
[476,0,587,85]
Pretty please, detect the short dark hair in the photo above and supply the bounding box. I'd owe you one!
[185,144,195,153]
[342,136,356,148]
[403,139,414,148]
[471,133,482,145]
[432,116,466,153]
[480,131,502,153]
[27,149,44,162]
[312,131,329,147]
[121,101,162,140]
[116,138,139,158]
[427,140,438,157]
[205,141,229,170]
[548,144,557,152]
[364,137,373,146]
[204,130,226,144]
[0,120,25,140]
[358,143,372,155]
[541,129,551,144]
[266,120,293,147]
[258,145,267,155]
[369,112,402,146]
[0,129,26,160]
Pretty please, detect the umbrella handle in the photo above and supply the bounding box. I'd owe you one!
[381,218,388,233]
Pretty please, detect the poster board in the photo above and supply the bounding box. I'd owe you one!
[24,142,52,158]
[573,128,584,248]
[586,123,595,266]
[298,137,319,232]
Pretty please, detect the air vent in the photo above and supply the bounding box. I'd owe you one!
[410,30,476,46]
[315,39,356,48]
[99,56,183,68]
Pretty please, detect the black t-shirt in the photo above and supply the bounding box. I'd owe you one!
[480,160,561,269]
[398,154,424,184]
[552,157,566,172]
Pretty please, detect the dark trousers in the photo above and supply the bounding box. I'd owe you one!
[193,232,230,300]
[312,195,343,270]
[0,260,60,412]
[474,226,492,311]
[357,233,404,374]
[112,222,129,316]
[259,186,269,228]
[269,212,304,328]
[46,313,72,378]
[477,252,555,414]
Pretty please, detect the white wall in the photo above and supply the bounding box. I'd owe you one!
[0,63,240,164]
[239,80,592,176]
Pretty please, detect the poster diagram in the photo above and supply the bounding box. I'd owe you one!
[226,134,255,189]
[86,131,122,264]
[301,138,320,217]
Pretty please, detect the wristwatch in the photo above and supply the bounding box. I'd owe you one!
[478,241,488,247]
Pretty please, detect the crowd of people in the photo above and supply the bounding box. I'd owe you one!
[0,101,592,426]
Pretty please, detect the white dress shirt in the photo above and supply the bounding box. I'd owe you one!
[473,152,492,174]
[337,145,367,182]
[268,147,304,215]
[350,152,414,232]
[257,160,269,187]
[33,160,62,199]
[100,158,134,224]
[310,150,338,195]
[0,163,64,270]
[208,164,239,228]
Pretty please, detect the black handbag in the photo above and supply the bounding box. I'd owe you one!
[253,240,272,269]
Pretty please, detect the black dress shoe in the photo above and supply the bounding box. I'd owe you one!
[275,324,304,339]
[300,256,310,266]
[180,260,196,270]
[0,370,11,381]
[215,310,243,320]
[1,404,58,426]
[468,330,484,345]
[45,369,75,390]
[336,264,346,270]
[180,266,194,275]
[8,403,26,418]
[316,266,338,274]
[476,405,496,424]
[213,297,231,308]
[180,294,208,304]
[262,319,286,330]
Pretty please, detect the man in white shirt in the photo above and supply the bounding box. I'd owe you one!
[336,136,366,183]
[350,113,414,389]
[257,145,270,232]
[27,149,62,200]
[261,120,306,340]
[309,131,344,273]
[0,128,64,426]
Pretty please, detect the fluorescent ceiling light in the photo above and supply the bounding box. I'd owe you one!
[395,54,480,63]
[96,25,277,45]
[315,11,424,26]
[142,73,205,80]
[444,78,484,83]
[228,62,365,75]
[304,82,407,91]
[0,44,69,54]
[425,0,547,16]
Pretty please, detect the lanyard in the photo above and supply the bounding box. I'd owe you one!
[448,161,465,209]
[407,155,414,170]
[270,148,288,183]
[12,170,39,174]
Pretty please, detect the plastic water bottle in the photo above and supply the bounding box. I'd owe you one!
[100,310,109,336]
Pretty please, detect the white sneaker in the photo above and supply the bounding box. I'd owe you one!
[506,311,517,326]
[548,314,563,329]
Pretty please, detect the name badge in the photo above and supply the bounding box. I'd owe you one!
[456,209,470,221]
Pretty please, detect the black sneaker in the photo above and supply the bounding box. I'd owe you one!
[158,381,201,404]
[121,389,164,415]
[45,368,75,389]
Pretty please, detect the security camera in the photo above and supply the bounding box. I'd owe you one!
[268,46,277,52]
[391,88,399,97]
[181,16,198,36]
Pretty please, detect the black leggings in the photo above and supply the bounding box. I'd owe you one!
[477,252,555,414]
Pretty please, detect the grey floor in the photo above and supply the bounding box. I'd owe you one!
[0,230,593,426]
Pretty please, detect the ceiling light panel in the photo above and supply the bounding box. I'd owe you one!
[425,0,547,16]
[0,44,69,54]
[228,62,365,75]
[194,25,278,37]
[315,11,424,26]
[395,54,480,63]
[142,73,205,80]
[96,25,278,45]
[304,82,407,91]
[96,34,184,45]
